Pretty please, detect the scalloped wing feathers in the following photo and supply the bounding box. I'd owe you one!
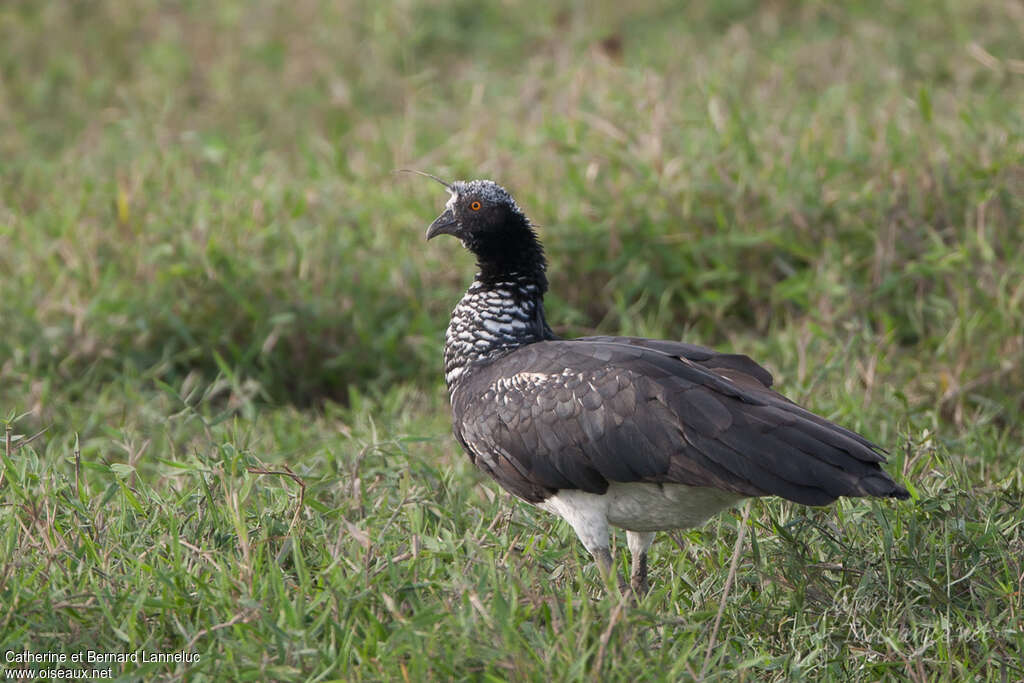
[452,338,906,506]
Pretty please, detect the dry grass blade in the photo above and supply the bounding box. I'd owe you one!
[594,591,629,675]
[700,502,752,680]
[246,465,307,533]
[184,608,260,651]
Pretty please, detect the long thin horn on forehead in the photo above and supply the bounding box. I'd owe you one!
[395,169,453,191]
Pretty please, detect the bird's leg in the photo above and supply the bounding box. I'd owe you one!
[592,547,632,595]
[631,553,648,596]
[592,546,615,583]
[588,547,631,594]
[549,499,620,593]
[626,531,656,597]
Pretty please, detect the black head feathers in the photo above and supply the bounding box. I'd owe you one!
[425,179,546,285]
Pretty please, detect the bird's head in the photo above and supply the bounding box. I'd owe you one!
[413,173,546,282]
[424,178,527,246]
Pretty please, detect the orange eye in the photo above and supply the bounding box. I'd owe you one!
[470,201,482,211]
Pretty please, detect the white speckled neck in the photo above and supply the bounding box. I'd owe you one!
[443,275,549,394]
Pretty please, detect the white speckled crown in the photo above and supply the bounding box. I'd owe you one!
[450,179,523,215]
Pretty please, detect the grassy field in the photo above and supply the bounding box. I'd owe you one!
[1,0,1022,680]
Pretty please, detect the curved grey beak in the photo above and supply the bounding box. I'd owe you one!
[426,208,458,240]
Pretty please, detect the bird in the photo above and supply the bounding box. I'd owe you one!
[417,172,909,595]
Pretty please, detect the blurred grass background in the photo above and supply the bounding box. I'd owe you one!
[0,0,1022,680]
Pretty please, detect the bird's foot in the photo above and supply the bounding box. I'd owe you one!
[628,548,650,599]
[629,573,649,598]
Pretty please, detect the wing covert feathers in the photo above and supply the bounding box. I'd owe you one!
[453,338,909,505]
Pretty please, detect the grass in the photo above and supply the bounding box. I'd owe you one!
[1,0,1022,680]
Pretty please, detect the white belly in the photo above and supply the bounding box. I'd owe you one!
[539,482,745,533]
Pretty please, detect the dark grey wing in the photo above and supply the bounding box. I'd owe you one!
[576,335,775,387]
[452,340,908,506]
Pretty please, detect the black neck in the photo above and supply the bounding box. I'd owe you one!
[469,220,548,291]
